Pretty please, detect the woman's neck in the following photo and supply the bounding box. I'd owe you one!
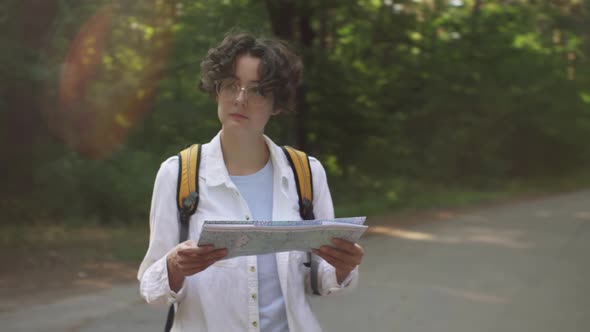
[220,129,270,176]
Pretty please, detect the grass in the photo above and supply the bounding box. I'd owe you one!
[335,189,505,217]
[0,223,149,263]
[334,171,590,218]
[0,223,148,302]
[3,172,590,265]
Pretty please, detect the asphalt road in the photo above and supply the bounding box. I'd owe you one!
[2,190,589,332]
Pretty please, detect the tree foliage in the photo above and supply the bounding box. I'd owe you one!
[1,0,589,223]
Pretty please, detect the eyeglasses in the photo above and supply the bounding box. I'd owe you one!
[216,80,270,107]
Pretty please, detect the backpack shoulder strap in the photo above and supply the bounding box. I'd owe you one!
[166,144,202,332]
[176,144,202,240]
[281,146,315,220]
[282,146,320,295]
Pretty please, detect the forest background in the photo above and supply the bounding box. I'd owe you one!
[1,0,590,265]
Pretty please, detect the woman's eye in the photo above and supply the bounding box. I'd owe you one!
[250,87,263,96]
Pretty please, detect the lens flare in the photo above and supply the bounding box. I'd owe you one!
[53,1,176,159]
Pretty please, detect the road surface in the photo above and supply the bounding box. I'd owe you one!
[1,190,589,331]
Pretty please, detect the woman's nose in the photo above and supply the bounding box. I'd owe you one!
[234,88,247,106]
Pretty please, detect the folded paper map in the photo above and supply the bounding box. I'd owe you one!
[197,217,368,259]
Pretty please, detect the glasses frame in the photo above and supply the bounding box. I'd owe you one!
[215,79,270,107]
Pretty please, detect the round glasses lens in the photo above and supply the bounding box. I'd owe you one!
[247,88,266,106]
[219,81,238,98]
[217,81,269,106]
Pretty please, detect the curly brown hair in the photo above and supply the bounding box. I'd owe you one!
[199,31,303,113]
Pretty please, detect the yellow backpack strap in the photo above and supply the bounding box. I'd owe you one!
[177,144,202,227]
[169,145,201,332]
[282,146,315,220]
[282,145,320,295]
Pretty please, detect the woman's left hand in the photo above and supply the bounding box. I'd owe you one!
[312,238,365,284]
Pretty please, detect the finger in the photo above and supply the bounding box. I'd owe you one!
[318,245,361,266]
[316,250,355,271]
[179,251,226,267]
[200,248,228,261]
[178,261,209,272]
[179,254,222,268]
[179,250,219,262]
[178,248,226,265]
[178,245,215,256]
[177,240,198,252]
[331,238,362,255]
[181,256,225,274]
[176,254,207,266]
[181,239,198,247]
[331,239,365,261]
[312,249,356,271]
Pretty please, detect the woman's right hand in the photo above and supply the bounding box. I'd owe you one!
[166,240,228,291]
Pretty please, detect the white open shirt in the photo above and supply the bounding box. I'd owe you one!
[137,133,359,332]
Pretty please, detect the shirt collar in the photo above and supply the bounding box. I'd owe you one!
[203,131,291,187]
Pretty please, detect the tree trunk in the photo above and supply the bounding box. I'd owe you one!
[265,0,315,152]
[295,3,315,152]
[1,0,58,196]
[265,0,296,146]
[471,0,483,35]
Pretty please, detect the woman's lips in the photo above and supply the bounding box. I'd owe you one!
[230,113,248,120]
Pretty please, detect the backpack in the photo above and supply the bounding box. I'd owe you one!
[164,143,319,332]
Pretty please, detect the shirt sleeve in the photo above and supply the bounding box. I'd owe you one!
[137,157,188,305]
[308,157,360,296]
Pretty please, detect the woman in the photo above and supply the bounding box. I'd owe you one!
[138,31,365,332]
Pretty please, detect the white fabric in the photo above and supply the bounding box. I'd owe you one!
[137,132,359,332]
[231,161,289,332]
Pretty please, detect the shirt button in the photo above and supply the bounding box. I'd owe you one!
[251,293,257,300]
[250,266,256,272]
[252,321,258,328]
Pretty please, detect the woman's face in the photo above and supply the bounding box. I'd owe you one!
[217,55,275,136]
